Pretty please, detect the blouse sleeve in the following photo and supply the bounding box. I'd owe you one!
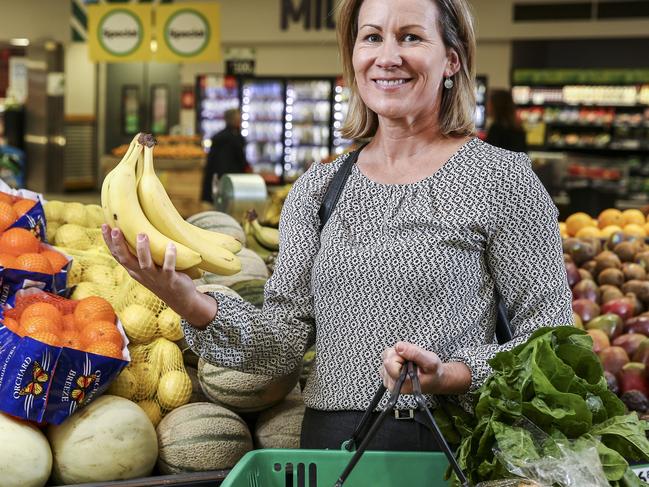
[182,161,334,377]
[446,152,573,392]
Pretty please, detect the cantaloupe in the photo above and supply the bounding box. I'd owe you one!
[198,359,299,413]
[0,413,52,487]
[195,283,242,300]
[254,387,305,449]
[199,248,269,287]
[157,402,252,474]
[187,366,210,403]
[229,279,267,309]
[47,395,158,484]
[187,211,246,246]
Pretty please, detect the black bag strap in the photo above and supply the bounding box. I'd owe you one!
[318,146,365,232]
[316,146,513,345]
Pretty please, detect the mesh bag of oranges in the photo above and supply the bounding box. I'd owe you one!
[0,289,130,424]
[0,229,71,306]
[104,278,190,426]
[0,180,47,242]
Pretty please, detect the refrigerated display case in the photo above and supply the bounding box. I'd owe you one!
[195,75,240,151]
[284,79,332,179]
[475,75,488,134]
[241,78,285,176]
[332,77,353,156]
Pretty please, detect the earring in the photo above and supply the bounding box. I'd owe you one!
[444,77,454,89]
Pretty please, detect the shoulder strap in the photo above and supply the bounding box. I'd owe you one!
[318,147,364,232]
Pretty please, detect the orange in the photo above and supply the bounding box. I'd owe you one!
[14,253,54,275]
[62,314,77,331]
[0,201,18,232]
[80,320,123,349]
[3,317,21,335]
[598,208,624,229]
[29,331,62,347]
[20,315,61,337]
[40,250,68,273]
[60,329,83,350]
[74,296,116,329]
[624,223,647,239]
[0,253,17,269]
[85,341,123,359]
[12,199,35,217]
[566,212,594,237]
[0,228,40,256]
[0,192,13,205]
[622,209,646,227]
[576,226,601,239]
[601,225,624,239]
[21,302,63,329]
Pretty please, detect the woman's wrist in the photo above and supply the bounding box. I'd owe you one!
[165,289,218,330]
[425,362,472,395]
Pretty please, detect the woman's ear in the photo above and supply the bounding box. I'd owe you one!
[445,48,461,77]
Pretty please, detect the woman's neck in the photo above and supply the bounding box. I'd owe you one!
[371,113,445,165]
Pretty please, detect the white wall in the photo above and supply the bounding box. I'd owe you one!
[0,0,68,44]
[64,43,96,116]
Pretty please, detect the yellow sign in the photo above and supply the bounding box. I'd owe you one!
[154,3,221,62]
[88,4,152,62]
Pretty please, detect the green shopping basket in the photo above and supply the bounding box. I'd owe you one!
[220,449,450,486]
[222,362,469,487]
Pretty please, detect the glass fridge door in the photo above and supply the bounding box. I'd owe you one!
[241,79,285,176]
[332,77,353,156]
[284,79,332,179]
[196,74,240,151]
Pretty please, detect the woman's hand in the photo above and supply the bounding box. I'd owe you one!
[101,225,217,328]
[379,342,472,395]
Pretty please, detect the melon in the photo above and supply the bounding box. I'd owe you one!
[187,366,209,403]
[0,413,52,487]
[157,402,252,474]
[47,395,158,484]
[198,359,300,413]
[229,279,267,309]
[254,389,305,449]
[187,210,246,246]
[200,248,269,287]
[195,283,242,300]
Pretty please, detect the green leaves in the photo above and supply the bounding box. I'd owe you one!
[454,326,649,486]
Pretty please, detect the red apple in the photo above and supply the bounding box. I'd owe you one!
[612,333,647,357]
[573,299,601,323]
[565,261,582,288]
[625,316,649,337]
[601,298,635,321]
[587,329,611,353]
[619,362,649,396]
[572,279,600,303]
[586,313,624,339]
[632,339,649,367]
[598,346,630,376]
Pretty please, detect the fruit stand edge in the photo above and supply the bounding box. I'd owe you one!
[58,470,231,487]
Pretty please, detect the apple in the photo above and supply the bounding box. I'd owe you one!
[598,346,630,376]
[612,333,647,357]
[573,299,601,323]
[565,261,581,288]
[600,285,624,304]
[626,316,649,337]
[619,362,649,396]
[601,298,635,321]
[586,313,624,339]
[587,329,610,353]
[632,339,649,366]
[572,279,600,303]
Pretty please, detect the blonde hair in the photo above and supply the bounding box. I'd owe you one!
[336,0,477,139]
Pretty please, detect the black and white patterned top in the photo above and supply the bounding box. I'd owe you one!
[183,137,573,411]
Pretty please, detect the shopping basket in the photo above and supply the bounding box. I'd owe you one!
[221,362,469,487]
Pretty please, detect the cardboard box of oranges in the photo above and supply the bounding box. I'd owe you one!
[0,289,130,424]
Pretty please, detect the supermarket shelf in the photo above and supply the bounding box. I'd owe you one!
[287,143,330,149]
[517,102,649,109]
[60,470,230,487]
[529,145,649,156]
[289,98,331,103]
[290,120,330,126]
[246,139,283,144]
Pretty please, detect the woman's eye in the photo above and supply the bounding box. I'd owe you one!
[403,34,420,42]
[365,33,382,43]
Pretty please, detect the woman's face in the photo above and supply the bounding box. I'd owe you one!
[352,0,457,124]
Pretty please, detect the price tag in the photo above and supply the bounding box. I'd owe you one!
[632,465,649,482]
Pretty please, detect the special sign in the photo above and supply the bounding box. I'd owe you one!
[88,4,152,62]
[155,3,221,62]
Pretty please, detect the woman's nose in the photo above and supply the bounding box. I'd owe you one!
[375,37,402,69]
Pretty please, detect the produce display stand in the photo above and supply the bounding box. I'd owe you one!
[100,155,208,217]
[59,471,230,487]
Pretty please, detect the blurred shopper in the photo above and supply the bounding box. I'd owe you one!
[485,88,528,153]
[201,108,250,202]
[104,0,571,452]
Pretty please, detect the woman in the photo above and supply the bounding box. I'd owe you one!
[485,88,528,153]
[102,0,572,452]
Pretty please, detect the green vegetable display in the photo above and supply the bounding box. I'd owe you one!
[449,326,649,486]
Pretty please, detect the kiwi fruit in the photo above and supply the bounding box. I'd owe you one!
[598,268,625,287]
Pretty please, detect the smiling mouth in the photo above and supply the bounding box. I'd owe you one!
[373,79,413,88]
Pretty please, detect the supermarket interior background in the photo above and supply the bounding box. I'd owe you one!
[1,0,649,220]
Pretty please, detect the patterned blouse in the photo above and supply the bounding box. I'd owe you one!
[183,137,573,411]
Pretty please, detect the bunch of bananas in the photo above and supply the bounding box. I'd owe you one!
[244,209,279,261]
[101,133,242,277]
[261,184,292,227]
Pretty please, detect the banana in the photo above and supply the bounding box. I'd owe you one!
[102,134,140,228]
[247,209,279,251]
[137,141,241,276]
[179,265,204,279]
[105,135,202,271]
[243,219,274,260]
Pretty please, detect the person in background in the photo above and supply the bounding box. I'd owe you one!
[485,88,528,153]
[201,108,250,202]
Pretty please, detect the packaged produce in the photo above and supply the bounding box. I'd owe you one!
[0,290,129,424]
[0,180,46,241]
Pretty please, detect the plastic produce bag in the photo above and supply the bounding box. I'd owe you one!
[476,418,609,487]
[0,178,46,240]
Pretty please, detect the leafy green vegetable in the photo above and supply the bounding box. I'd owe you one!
[452,326,649,486]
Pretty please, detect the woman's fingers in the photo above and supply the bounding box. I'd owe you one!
[108,227,140,269]
[382,347,405,381]
[136,234,154,270]
[162,243,177,274]
[395,342,439,373]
